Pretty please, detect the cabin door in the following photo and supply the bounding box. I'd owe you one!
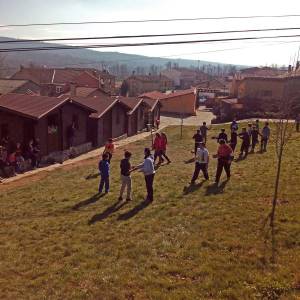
[23,120,35,144]
[47,114,61,153]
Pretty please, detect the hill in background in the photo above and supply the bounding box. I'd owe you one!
[0,37,245,78]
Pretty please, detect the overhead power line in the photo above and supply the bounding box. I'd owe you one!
[1,14,300,28]
[1,33,300,53]
[1,26,300,44]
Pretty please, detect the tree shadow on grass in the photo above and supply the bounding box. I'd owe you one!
[88,199,127,225]
[183,180,206,195]
[72,193,105,210]
[117,198,152,221]
[85,173,99,180]
[205,180,229,196]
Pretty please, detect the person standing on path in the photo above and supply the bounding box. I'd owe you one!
[98,153,110,194]
[119,151,133,201]
[200,122,210,144]
[192,130,203,157]
[238,127,250,158]
[191,142,209,184]
[160,132,171,164]
[260,122,271,152]
[137,148,156,202]
[230,118,239,131]
[214,139,233,184]
[229,128,238,152]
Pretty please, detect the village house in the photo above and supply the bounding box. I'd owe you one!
[117,96,148,136]
[0,79,41,96]
[0,94,96,159]
[120,74,174,97]
[71,96,129,147]
[161,67,210,89]
[158,89,197,116]
[230,66,287,97]
[11,66,116,97]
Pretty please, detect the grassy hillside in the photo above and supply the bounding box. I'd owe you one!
[0,124,299,299]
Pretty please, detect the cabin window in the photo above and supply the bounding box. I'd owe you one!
[72,114,79,130]
[56,86,63,94]
[47,115,58,134]
[0,123,9,139]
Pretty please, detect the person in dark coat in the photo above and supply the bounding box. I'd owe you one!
[229,129,238,152]
[192,130,203,157]
[238,127,250,158]
[250,126,259,153]
[217,128,228,143]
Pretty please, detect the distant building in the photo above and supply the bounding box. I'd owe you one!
[159,89,197,116]
[161,68,210,89]
[0,79,40,96]
[230,66,287,97]
[11,66,116,97]
[121,74,174,97]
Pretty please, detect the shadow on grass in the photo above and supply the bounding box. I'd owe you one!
[88,200,127,225]
[117,198,152,221]
[234,156,247,163]
[72,193,105,210]
[85,173,99,180]
[183,180,206,195]
[184,158,195,164]
[205,180,229,196]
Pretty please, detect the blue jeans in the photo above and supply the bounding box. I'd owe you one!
[99,176,110,193]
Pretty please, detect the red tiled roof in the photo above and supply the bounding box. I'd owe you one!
[116,96,144,114]
[0,93,69,119]
[143,98,160,111]
[71,96,117,119]
[11,67,115,85]
[159,89,194,99]
[139,91,165,99]
[0,79,29,94]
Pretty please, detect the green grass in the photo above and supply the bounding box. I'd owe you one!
[0,124,300,299]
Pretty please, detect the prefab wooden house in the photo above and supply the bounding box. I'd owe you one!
[0,94,95,156]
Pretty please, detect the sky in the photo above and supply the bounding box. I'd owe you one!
[1,0,300,66]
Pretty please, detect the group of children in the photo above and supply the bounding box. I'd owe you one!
[190,119,272,185]
[0,137,41,181]
[97,119,273,202]
[98,138,157,202]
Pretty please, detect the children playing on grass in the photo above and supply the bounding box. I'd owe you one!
[238,127,250,158]
[217,128,228,143]
[200,122,210,144]
[260,122,271,152]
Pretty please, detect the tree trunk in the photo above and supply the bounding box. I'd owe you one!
[269,146,283,263]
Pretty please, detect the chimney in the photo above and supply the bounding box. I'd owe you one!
[70,82,76,97]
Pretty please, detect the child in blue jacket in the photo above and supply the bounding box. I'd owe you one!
[98,153,110,194]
